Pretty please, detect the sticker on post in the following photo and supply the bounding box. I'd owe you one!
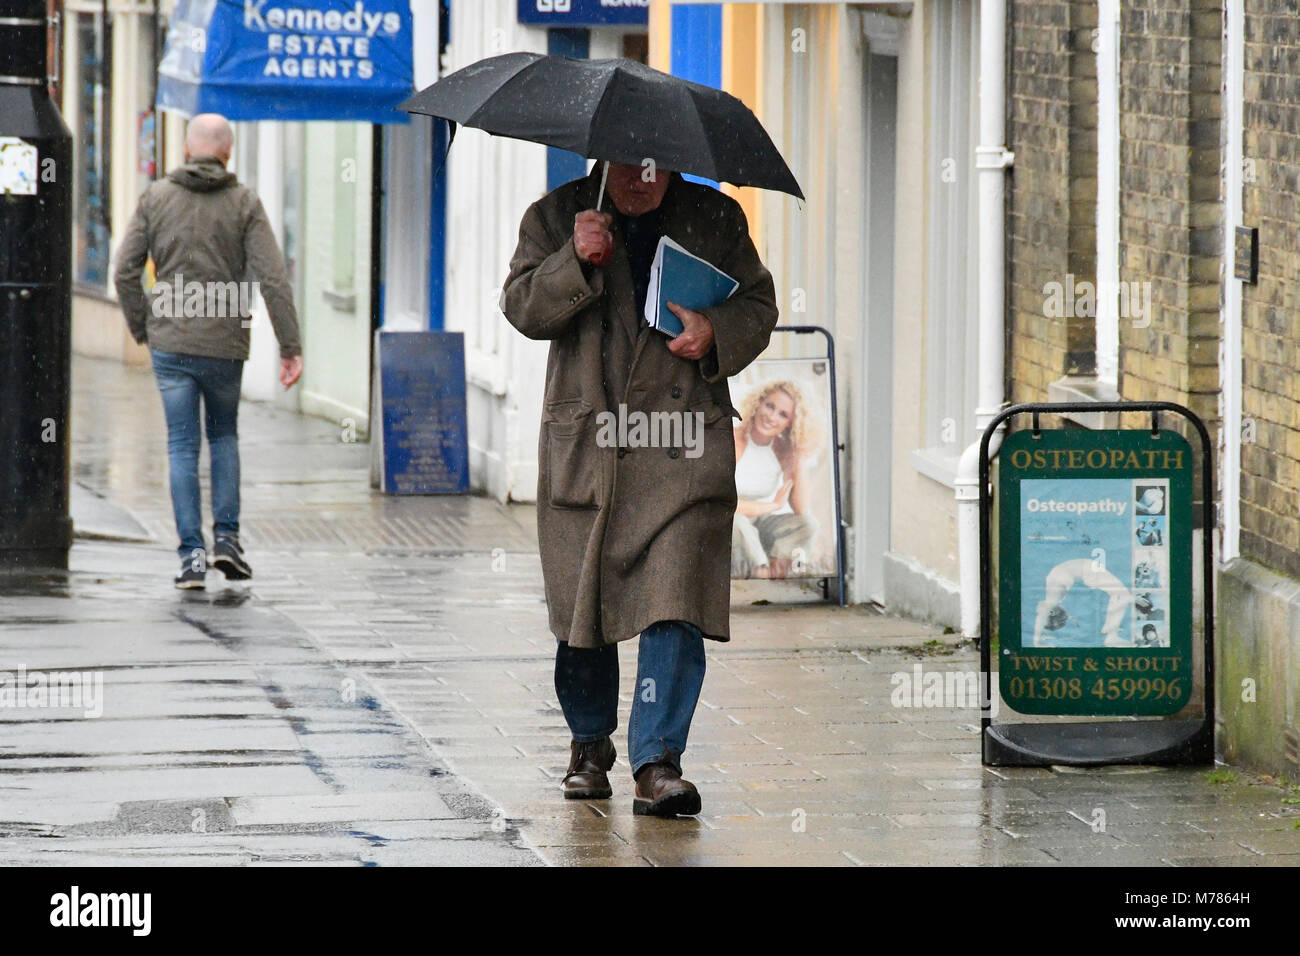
[0,137,39,195]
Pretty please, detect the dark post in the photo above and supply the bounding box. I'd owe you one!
[0,0,73,568]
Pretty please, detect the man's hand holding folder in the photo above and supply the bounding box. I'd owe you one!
[665,302,715,360]
[645,236,739,362]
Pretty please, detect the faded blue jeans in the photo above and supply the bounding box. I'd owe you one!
[555,620,707,776]
[150,349,243,558]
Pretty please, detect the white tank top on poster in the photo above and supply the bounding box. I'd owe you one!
[735,438,792,515]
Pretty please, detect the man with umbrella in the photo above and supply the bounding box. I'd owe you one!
[504,156,778,817]
[403,55,795,817]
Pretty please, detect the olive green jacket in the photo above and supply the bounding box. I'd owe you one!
[114,157,301,360]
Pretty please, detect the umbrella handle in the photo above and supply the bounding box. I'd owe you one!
[596,160,609,212]
[587,161,612,269]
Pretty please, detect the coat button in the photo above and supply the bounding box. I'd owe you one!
[618,448,628,459]
[668,448,680,459]
[670,386,683,399]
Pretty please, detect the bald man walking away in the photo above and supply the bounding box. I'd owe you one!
[115,114,303,589]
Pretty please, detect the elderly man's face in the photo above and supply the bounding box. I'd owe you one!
[604,161,671,217]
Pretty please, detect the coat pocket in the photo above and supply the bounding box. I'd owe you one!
[544,400,600,509]
[684,400,738,505]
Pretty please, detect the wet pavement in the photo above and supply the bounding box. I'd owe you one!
[1,354,1295,866]
[0,552,539,865]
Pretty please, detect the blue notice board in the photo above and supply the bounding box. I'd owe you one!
[374,331,469,494]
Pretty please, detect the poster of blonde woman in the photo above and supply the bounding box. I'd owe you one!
[727,359,838,580]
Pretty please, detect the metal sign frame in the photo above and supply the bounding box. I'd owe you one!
[732,325,846,605]
[979,402,1215,766]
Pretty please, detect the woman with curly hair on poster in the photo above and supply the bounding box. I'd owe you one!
[731,380,820,579]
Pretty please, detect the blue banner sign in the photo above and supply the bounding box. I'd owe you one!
[517,0,649,27]
[157,0,413,122]
[375,331,469,495]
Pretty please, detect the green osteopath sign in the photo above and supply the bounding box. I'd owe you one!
[997,428,1193,716]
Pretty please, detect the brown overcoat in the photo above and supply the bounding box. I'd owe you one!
[502,168,779,648]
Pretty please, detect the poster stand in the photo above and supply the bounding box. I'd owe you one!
[979,402,1215,767]
[758,326,845,605]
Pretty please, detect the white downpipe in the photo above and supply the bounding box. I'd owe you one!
[1221,0,1243,563]
[956,0,1013,638]
[1096,0,1120,384]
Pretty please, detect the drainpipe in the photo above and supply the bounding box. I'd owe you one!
[1220,0,1243,563]
[955,0,1014,638]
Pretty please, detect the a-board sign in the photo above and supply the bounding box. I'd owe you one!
[727,355,840,582]
[997,427,1193,716]
[372,330,469,495]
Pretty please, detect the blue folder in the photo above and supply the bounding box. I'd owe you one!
[645,237,739,337]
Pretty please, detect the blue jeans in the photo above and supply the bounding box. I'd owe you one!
[150,349,243,558]
[555,620,707,776]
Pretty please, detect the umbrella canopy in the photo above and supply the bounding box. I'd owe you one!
[398,53,803,200]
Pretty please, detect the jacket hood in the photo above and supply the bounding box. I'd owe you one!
[166,157,238,192]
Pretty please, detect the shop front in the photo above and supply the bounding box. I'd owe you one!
[70,0,425,435]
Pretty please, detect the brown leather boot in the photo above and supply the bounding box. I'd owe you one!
[633,762,701,817]
[562,737,616,799]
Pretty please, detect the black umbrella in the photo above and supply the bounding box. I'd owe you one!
[397,52,804,202]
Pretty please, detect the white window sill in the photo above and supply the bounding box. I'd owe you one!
[911,447,962,489]
[1047,376,1122,430]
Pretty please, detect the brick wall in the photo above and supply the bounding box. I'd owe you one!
[1116,1,1222,432]
[1239,1,1300,576]
[1007,0,1099,404]
[1008,0,1221,502]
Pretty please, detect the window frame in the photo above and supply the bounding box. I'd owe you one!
[914,0,981,487]
[69,6,113,293]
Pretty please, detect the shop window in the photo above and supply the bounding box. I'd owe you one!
[917,0,980,481]
[622,33,648,65]
[72,10,112,289]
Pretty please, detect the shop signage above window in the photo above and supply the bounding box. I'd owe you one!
[517,0,649,28]
[157,0,414,123]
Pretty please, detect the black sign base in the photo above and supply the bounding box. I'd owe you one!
[984,717,1213,767]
